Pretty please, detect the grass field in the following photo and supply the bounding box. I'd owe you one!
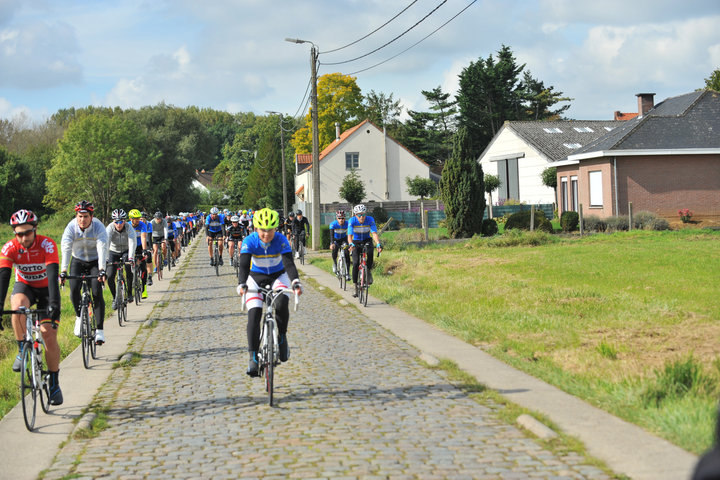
[311,227,720,455]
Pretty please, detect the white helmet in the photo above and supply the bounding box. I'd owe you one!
[353,204,366,215]
[210,207,219,215]
[231,215,240,222]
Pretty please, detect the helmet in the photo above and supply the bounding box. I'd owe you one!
[210,207,219,215]
[74,200,94,214]
[242,210,247,214]
[10,209,38,227]
[353,204,366,215]
[128,209,141,219]
[252,208,279,230]
[288,211,295,218]
[336,209,345,219]
[141,211,148,218]
[112,209,127,221]
[231,215,240,222]
[154,211,163,219]
[296,210,303,216]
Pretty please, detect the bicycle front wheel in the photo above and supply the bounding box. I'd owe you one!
[117,279,125,327]
[81,305,91,368]
[265,330,275,407]
[134,269,142,305]
[89,305,97,360]
[214,248,220,276]
[20,343,37,431]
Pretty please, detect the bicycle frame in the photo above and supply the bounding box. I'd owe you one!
[64,274,97,367]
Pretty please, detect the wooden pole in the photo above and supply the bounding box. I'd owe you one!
[628,202,633,231]
[530,204,535,232]
[579,204,584,236]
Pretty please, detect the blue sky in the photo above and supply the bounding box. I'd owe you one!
[1,0,719,125]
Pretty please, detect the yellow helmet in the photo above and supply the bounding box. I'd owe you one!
[128,209,142,219]
[252,208,279,230]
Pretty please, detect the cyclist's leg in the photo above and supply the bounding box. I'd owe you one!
[124,258,133,296]
[34,290,60,371]
[68,258,83,318]
[106,252,121,300]
[88,261,105,331]
[330,241,338,266]
[245,275,264,376]
[218,235,224,256]
[365,239,375,271]
[351,245,360,284]
[9,289,31,367]
[206,232,213,260]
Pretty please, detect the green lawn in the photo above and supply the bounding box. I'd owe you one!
[311,227,720,454]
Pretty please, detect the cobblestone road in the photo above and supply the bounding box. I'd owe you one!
[43,241,613,480]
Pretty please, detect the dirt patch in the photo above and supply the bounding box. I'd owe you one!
[382,259,406,276]
[667,215,720,230]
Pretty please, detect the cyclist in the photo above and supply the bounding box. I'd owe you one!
[348,204,382,296]
[291,210,309,259]
[128,209,151,298]
[282,211,294,238]
[150,211,168,277]
[105,209,136,310]
[329,210,351,279]
[205,206,225,266]
[0,210,63,405]
[227,215,245,266]
[236,208,303,377]
[238,210,251,236]
[166,215,178,265]
[60,200,108,344]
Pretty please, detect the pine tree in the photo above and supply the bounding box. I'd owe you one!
[439,127,485,238]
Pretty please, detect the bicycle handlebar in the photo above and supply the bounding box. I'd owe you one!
[241,287,299,313]
[1,307,48,316]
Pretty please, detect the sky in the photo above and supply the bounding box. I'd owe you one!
[1,0,719,126]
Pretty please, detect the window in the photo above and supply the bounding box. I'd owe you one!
[573,127,594,133]
[497,157,519,201]
[345,152,359,170]
[604,126,614,131]
[561,177,568,213]
[589,171,603,207]
[543,127,563,133]
[571,176,578,211]
[563,143,582,149]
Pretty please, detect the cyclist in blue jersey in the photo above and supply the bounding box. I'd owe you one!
[329,210,351,280]
[128,209,151,297]
[205,207,226,266]
[236,208,303,377]
[347,204,382,295]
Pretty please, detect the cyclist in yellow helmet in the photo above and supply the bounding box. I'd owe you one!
[236,208,302,377]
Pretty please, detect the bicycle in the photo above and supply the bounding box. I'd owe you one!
[355,244,381,307]
[65,274,98,368]
[108,258,130,327]
[242,286,299,407]
[2,307,51,431]
[132,253,143,305]
[232,239,242,283]
[212,238,221,276]
[336,243,350,291]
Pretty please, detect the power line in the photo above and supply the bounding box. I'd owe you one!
[291,75,313,119]
[319,0,419,55]
[320,0,447,67]
[347,0,477,76]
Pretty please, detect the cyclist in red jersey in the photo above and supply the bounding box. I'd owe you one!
[0,209,63,405]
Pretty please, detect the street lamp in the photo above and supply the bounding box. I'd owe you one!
[285,37,320,251]
[266,110,288,216]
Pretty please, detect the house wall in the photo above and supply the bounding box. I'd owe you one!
[307,125,429,204]
[478,128,556,205]
[556,160,613,218]
[616,154,720,217]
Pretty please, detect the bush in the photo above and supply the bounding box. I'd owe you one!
[481,218,498,237]
[560,211,579,232]
[605,215,629,232]
[504,210,553,233]
[582,215,606,232]
[633,211,670,231]
[372,206,389,224]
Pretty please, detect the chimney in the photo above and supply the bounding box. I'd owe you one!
[335,122,341,141]
[636,93,655,117]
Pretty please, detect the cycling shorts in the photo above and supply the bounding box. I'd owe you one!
[206,230,223,239]
[11,283,54,324]
[151,236,165,245]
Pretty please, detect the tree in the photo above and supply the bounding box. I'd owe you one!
[363,90,402,136]
[541,166,558,215]
[406,175,437,229]
[45,114,155,221]
[290,73,365,153]
[339,169,365,205]
[705,68,720,91]
[484,174,501,218]
[439,127,485,238]
[0,146,34,220]
[520,71,572,121]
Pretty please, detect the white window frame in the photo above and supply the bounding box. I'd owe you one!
[345,152,359,170]
[589,170,603,207]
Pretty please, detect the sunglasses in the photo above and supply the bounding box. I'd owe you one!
[114,220,125,224]
[357,214,366,218]
[15,228,36,238]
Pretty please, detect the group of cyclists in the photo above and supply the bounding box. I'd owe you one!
[0,199,383,406]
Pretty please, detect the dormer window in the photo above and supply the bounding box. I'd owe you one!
[563,143,582,149]
[543,127,563,133]
[573,127,594,133]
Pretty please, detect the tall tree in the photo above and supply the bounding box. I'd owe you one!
[705,68,720,91]
[339,169,366,205]
[0,147,34,220]
[439,127,485,238]
[520,71,572,121]
[363,90,403,137]
[45,114,155,221]
[290,73,365,153]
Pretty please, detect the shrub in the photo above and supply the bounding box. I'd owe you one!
[605,215,629,232]
[582,215,606,232]
[560,211,579,232]
[633,211,670,231]
[504,210,553,233]
[372,206,389,224]
[481,218,498,237]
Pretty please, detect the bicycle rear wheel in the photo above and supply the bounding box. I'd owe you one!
[20,343,37,430]
[265,328,275,406]
[37,345,50,414]
[81,305,91,369]
[300,245,305,265]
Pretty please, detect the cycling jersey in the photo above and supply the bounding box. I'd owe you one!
[328,219,349,241]
[347,215,377,242]
[150,218,168,239]
[0,235,59,288]
[227,225,244,241]
[166,221,178,239]
[132,220,149,243]
[241,232,292,275]
[205,214,225,234]
[60,217,108,272]
[105,222,137,256]
[292,216,310,235]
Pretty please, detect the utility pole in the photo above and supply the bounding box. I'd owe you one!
[266,110,288,216]
[286,37,320,251]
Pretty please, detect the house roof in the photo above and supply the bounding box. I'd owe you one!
[577,90,720,153]
[296,153,312,165]
[483,120,621,162]
[195,169,214,188]
[614,111,639,121]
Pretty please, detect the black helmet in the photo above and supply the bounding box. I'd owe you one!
[154,211,163,219]
[296,210,303,216]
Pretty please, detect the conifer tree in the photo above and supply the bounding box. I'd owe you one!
[440,127,485,238]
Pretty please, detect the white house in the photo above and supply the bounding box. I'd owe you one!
[478,120,620,205]
[295,119,430,209]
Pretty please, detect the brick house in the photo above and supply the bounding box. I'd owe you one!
[553,90,720,219]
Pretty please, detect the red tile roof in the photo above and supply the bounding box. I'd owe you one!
[614,111,639,121]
